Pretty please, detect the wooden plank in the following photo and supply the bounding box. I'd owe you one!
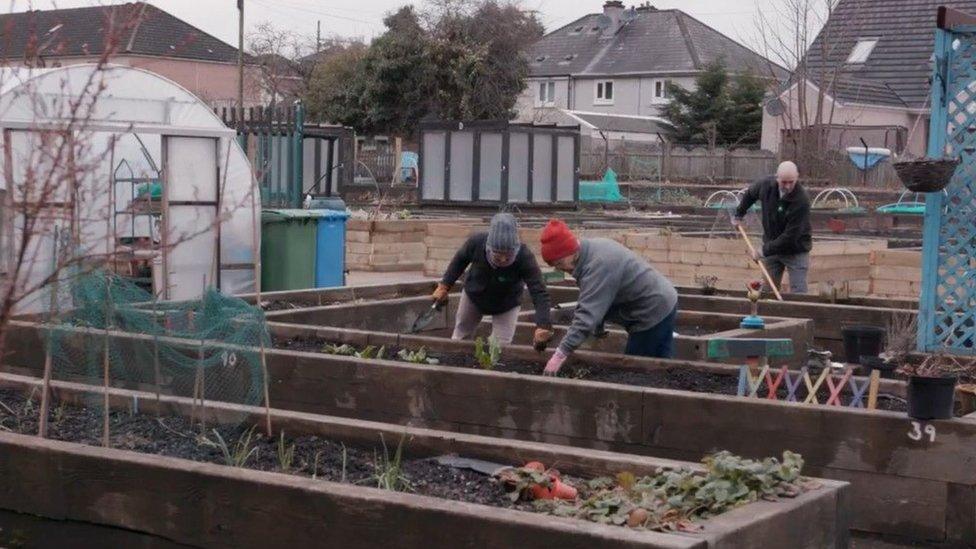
[870,266,922,283]
[871,250,922,268]
[425,224,482,238]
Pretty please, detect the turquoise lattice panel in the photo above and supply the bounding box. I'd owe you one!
[920,29,976,354]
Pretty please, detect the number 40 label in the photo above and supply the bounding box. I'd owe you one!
[908,421,937,443]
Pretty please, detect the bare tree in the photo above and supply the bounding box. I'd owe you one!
[752,0,869,177]
[246,22,313,106]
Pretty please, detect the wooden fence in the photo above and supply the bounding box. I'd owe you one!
[356,150,398,183]
[581,145,777,182]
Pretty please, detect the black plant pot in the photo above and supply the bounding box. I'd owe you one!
[859,356,897,379]
[907,375,958,420]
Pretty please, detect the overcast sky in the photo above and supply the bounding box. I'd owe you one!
[9,0,792,56]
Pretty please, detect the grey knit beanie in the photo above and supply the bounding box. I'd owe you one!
[487,213,520,251]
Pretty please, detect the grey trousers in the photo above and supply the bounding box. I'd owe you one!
[451,291,520,344]
[763,253,810,294]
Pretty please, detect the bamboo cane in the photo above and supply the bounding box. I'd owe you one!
[735,224,784,301]
[250,166,272,436]
[38,231,60,437]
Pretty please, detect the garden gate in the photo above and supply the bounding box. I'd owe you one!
[919,7,976,354]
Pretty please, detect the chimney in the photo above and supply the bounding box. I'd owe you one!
[602,0,625,36]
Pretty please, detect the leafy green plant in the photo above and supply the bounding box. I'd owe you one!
[474,337,502,370]
[323,343,386,360]
[277,431,296,472]
[323,343,357,356]
[396,347,439,365]
[520,451,808,532]
[52,401,67,429]
[372,433,412,492]
[199,427,259,468]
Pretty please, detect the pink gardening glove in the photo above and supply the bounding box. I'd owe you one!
[544,349,568,376]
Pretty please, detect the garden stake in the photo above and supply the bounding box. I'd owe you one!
[735,223,783,301]
[250,175,273,437]
[867,370,881,410]
[102,274,113,448]
[784,370,804,402]
[847,375,871,408]
[765,366,788,400]
[38,234,60,438]
[802,368,831,404]
[825,369,852,406]
[152,294,162,415]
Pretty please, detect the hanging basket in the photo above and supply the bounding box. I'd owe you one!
[893,158,960,193]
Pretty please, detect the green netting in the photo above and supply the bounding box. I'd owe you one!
[44,270,268,427]
[579,168,624,202]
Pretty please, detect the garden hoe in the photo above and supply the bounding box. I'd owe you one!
[729,209,784,301]
[410,301,446,334]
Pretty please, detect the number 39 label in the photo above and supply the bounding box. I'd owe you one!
[908,421,937,443]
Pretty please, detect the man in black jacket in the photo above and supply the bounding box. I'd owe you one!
[432,213,553,349]
[732,161,812,293]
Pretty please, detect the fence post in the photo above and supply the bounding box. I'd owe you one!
[292,101,305,206]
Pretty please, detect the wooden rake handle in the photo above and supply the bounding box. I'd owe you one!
[736,224,784,301]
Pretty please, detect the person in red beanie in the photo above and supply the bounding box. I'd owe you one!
[540,219,678,375]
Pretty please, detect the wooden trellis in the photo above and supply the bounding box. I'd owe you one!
[919,7,976,355]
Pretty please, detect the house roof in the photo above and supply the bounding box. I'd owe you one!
[0,2,244,64]
[528,7,786,79]
[804,0,976,110]
[527,108,673,135]
[832,78,906,107]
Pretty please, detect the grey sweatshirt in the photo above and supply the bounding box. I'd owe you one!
[558,238,678,355]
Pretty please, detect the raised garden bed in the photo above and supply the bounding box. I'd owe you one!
[0,373,848,549]
[271,331,907,412]
[4,320,971,545]
[266,295,813,365]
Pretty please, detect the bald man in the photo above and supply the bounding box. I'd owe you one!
[732,161,812,293]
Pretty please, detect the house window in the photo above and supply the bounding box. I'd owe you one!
[595,80,614,105]
[537,81,556,106]
[652,79,671,104]
[846,38,878,64]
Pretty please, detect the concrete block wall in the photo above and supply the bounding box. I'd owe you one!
[622,232,887,294]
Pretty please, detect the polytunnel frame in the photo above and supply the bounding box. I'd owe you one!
[0,65,259,308]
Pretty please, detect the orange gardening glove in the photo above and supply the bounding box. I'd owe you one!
[431,283,450,304]
[533,327,554,352]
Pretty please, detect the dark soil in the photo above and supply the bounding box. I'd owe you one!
[273,336,910,413]
[0,388,527,510]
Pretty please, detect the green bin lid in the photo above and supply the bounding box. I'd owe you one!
[262,209,326,223]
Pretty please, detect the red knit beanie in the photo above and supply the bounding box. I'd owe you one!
[540,219,580,264]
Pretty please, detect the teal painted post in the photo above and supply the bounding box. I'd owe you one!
[292,101,305,207]
[918,28,951,352]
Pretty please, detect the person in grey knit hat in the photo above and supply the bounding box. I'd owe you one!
[433,213,553,348]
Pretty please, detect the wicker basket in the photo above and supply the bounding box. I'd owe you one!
[893,158,960,193]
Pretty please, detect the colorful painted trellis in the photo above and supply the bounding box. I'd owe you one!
[707,339,882,410]
[736,365,881,410]
[919,8,976,355]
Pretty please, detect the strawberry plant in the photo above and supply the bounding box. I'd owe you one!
[512,451,809,532]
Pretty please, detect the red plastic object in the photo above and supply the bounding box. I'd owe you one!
[827,218,847,234]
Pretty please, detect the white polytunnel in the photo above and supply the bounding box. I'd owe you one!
[0,64,258,313]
